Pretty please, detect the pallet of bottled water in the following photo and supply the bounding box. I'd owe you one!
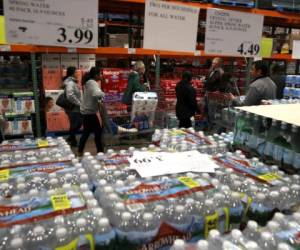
[233,109,300,172]
[0,158,91,199]
[284,75,300,100]
[151,128,233,153]
[0,186,117,250]
[171,210,300,250]
[0,137,64,153]
[79,147,297,249]
[0,137,75,168]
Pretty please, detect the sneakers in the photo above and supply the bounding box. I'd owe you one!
[117,126,138,134]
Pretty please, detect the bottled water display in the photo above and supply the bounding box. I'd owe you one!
[233,109,300,171]
[0,136,299,250]
[171,210,300,250]
[283,75,300,100]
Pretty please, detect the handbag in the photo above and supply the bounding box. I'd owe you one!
[56,91,75,110]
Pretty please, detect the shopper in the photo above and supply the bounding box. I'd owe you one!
[229,60,277,106]
[63,66,82,147]
[270,63,286,99]
[78,67,105,156]
[204,57,224,92]
[175,71,200,128]
[122,60,149,108]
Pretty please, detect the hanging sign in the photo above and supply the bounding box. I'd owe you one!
[143,0,200,53]
[4,0,98,48]
[205,9,264,57]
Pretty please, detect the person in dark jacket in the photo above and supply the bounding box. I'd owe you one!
[122,61,149,107]
[63,66,82,147]
[175,71,200,128]
[204,57,224,92]
[229,60,276,106]
[270,63,286,99]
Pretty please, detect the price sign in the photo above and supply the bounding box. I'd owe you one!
[4,0,98,48]
[205,9,264,57]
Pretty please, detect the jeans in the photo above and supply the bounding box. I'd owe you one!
[66,112,82,143]
[78,114,104,153]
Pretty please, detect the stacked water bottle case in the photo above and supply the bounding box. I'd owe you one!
[0,131,299,249]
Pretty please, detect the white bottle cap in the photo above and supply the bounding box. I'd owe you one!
[77,168,85,175]
[49,178,59,185]
[17,182,26,190]
[173,239,185,250]
[196,240,209,250]
[90,160,97,165]
[256,193,266,201]
[104,186,113,194]
[247,220,258,230]
[54,216,65,225]
[29,189,39,197]
[277,243,292,250]
[62,183,72,190]
[267,221,279,231]
[84,152,91,157]
[261,231,272,241]
[72,159,79,165]
[204,199,214,207]
[231,192,241,200]
[76,218,86,227]
[122,212,131,221]
[11,195,21,202]
[127,175,136,182]
[291,184,300,191]
[83,191,93,199]
[80,174,89,182]
[49,173,57,179]
[114,170,122,177]
[274,212,285,222]
[115,202,125,211]
[208,229,220,240]
[99,217,109,228]
[93,164,101,171]
[231,229,242,239]
[93,208,103,217]
[245,241,259,250]
[116,180,125,187]
[47,189,56,196]
[223,240,235,249]
[269,191,279,198]
[33,226,45,235]
[292,212,300,221]
[74,163,82,169]
[64,173,73,181]
[98,179,107,186]
[155,204,165,213]
[10,237,23,249]
[87,199,98,208]
[80,183,89,191]
[143,213,153,221]
[16,177,25,183]
[56,227,67,238]
[175,205,185,213]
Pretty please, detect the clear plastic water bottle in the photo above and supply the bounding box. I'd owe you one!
[243,220,260,241]
[8,237,26,250]
[94,217,115,249]
[248,193,270,226]
[229,192,243,229]
[27,226,47,249]
[196,240,209,250]
[277,242,294,250]
[171,239,186,250]
[207,230,223,249]
[55,227,70,248]
[245,241,262,250]
[258,231,277,250]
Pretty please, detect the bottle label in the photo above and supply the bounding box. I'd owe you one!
[0,188,86,228]
[37,139,49,148]
[0,161,74,181]
[51,193,71,211]
[0,169,9,181]
[116,177,214,205]
[94,230,116,247]
[204,212,219,238]
[0,139,56,153]
[178,177,200,188]
[214,156,283,186]
[56,234,94,250]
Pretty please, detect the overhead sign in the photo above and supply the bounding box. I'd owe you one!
[205,9,264,57]
[4,0,98,48]
[143,0,200,53]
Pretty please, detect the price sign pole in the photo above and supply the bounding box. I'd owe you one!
[205,9,264,57]
[4,0,98,48]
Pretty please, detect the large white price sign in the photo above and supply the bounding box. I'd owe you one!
[4,0,98,48]
[143,0,200,53]
[205,9,264,57]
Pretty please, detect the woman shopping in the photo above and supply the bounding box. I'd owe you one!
[78,67,105,156]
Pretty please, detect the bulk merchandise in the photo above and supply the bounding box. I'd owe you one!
[170,210,300,249]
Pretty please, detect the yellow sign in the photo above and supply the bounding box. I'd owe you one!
[0,169,10,181]
[258,173,280,182]
[0,16,6,44]
[170,130,186,136]
[51,194,71,211]
[178,177,200,188]
[204,212,219,238]
[260,38,273,58]
[37,139,49,148]
[55,235,94,250]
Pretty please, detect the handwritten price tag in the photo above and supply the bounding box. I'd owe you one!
[0,170,10,181]
[51,194,71,211]
[178,177,200,188]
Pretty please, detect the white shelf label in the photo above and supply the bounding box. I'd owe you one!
[205,9,264,57]
[0,45,11,52]
[143,0,200,53]
[4,0,98,48]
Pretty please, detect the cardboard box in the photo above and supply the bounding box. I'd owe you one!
[108,34,129,48]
